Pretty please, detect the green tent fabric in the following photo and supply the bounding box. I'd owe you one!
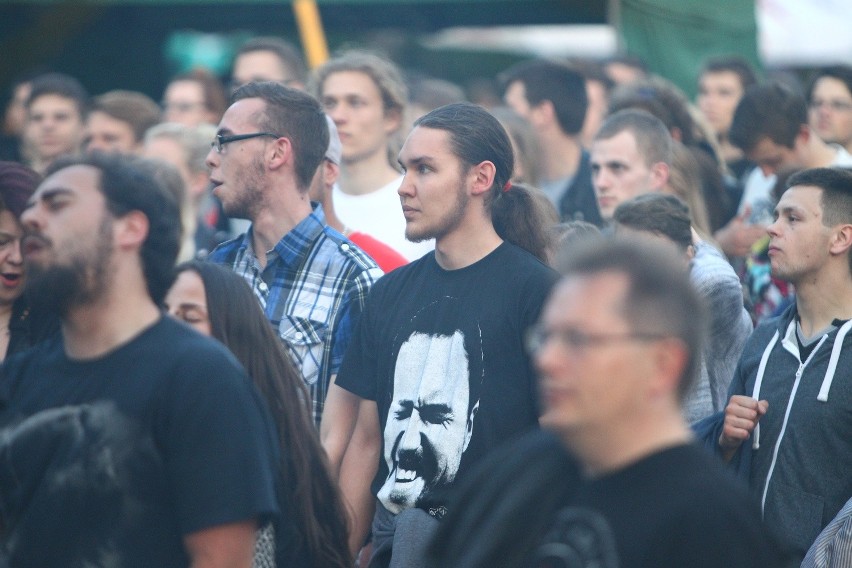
[619,0,761,99]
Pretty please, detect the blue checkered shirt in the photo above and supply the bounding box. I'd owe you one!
[208,205,383,423]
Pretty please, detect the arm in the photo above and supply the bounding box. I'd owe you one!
[184,520,257,568]
[713,206,768,259]
[339,399,381,557]
[718,395,768,462]
[320,379,363,478]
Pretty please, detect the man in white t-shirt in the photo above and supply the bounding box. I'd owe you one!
[311,51,433,261]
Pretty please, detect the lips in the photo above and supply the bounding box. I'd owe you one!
[0,272,21,288]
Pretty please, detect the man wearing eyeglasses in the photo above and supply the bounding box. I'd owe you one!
[429,238,788,568]
[807,65,852,156]
[206,82,382,425]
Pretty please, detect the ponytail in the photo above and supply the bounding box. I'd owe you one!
[491,182,558,263]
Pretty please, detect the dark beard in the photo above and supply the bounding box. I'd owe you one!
[24,218,113,317]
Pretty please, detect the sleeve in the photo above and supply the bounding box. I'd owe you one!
[692,243,754,412]
[160,346,280,535]
[328,265,382,376]
[334,277,382,401]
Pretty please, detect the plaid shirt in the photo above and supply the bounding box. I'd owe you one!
[208,205,383,423]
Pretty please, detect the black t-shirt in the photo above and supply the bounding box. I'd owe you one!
[336,242,558,517]
[0,317,280,568]
[542,444,786,567]
[430,431,789,568]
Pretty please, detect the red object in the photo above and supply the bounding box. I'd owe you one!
[349,232,409,273]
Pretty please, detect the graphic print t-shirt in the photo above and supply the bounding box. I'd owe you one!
[336,242,557,516]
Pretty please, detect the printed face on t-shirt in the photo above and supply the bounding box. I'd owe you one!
[377,331,477,513]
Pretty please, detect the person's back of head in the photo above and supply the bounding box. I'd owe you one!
[45,152,181,304]
[500,59,588,137]
[0,160,41,218]
[231,82,328,191]
[729,82,807,154]
[613,192,694,253]
[91,90,161,144]
[231,37,307,90]
[609,76,699,147]
[595,108,674,167]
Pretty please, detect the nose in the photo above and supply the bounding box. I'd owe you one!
[398,172,415,198]
[767,217,780,237]
[328,105,347,126]
[205,146,219,170]
[398,415,423,452]
[593,169,610,192]
[7,238,23,265]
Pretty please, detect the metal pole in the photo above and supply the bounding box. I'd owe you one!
[293,0,330,68]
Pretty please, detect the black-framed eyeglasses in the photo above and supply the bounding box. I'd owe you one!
[525,323,666,355]
[211,132,281,153]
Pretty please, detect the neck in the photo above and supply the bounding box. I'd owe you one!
[250,189,313,267]
[565,407,692,478]
[793,268,852,335]
[539,130,582,182]
[805,134,839,168]
[319,187,346,234]
[63,277,161,360]
[338,150,400,196]
[0,302,12,329]
[433,211,503,270]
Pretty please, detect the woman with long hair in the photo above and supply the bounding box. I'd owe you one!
[164,261,350,568]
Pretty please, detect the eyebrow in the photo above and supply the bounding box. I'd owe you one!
[398,155,434,169]
[25,187,74,209]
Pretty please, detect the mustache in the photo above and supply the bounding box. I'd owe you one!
[20,232,51,257]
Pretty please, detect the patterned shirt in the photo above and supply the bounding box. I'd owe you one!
[208,205,383,423]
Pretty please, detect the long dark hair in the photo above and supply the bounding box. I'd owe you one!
[415,103,554,262]
[174,261,350,568]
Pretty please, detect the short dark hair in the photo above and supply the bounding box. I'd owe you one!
[557,237,705,401]
[26,72,89,118]
[234,37,307,85]
[613,193,693,252]
[806,65,852,103]
[45,152,181,304]
[594,108,673,166]
[699,56,758,90]
[414,103,555,262]
[91,90,161,143]
[0,161,41,219]
[231,82,328,191]
[608,77,698,147]
[729,82,807,153]
[500,59,588,136]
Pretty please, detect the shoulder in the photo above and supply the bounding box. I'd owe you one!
[207,234,246,263]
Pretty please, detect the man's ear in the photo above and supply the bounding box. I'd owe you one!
[830,223,852,257]
[469,160,497,197]
[115,210,151,251]
[647,337,689,400]
[383,108,402,135]
[649,162,670,190]
[267,136,293,171]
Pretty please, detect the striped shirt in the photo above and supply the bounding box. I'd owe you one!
[208,205,383,423]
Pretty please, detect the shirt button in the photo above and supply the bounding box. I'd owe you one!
[295,332,304,339]
[259,282,268,293]
[340,243,350,252]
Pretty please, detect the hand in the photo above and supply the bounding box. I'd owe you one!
[718,395,768,460]
[714,206,768,258]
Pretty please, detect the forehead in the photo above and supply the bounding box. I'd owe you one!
[28,94,79,115]
[220,97,266,129]
[233,50,289,81]
[813,76,852,99]
[546,272,630,326]
[35,164,103,200]
[777,184,824,213]
[322,70,381,98]
[165,80,204,100]
[399,126,457,163]
[395,331,471,400]
[592,130,644,164]
[700,70,742,89]
[87,110,132,131]
[169,270,207,302]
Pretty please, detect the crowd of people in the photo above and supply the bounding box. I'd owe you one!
[1,33,851,567]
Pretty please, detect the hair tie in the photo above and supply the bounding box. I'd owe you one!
[502,181,512,193]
